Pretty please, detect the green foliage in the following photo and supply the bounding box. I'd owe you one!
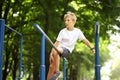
[0,0,119,79]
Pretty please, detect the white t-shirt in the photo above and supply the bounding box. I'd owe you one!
[56,28,86,53]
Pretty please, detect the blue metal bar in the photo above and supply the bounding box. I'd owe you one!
[17,36,23,80]
[63,58,67,80]
[33,24,54,46]
[33,24,61,55]
[0,19,23,80]
[40,35,45,80]
[19,36,23,79]
[5,25,23,80]
[5,25,22,36]
[95,22,100,80]
[6,26,23,79]
[0,19,5,80]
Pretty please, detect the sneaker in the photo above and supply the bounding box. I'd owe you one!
[49,71,60,80]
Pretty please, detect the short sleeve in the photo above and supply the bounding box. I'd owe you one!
[56,30,63,41]
[78,29,86,40]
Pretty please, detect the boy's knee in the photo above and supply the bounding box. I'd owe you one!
[49,63,54,68]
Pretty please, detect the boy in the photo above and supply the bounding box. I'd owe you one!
[47,11,95,80]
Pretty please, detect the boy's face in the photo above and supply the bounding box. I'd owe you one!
[64,16,75,28]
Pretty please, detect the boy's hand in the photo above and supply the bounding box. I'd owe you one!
[90,48,95,54]
[92,49,95,54]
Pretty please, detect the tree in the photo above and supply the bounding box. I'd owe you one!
[0,0,120,79]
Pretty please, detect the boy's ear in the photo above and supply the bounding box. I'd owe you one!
[73,19,76,23]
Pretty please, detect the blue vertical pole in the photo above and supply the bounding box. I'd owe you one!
[95,22,100,80]
[0,19,5,80]
[40,35,45,80]
[63,58,66,80]
[19,36,23,80]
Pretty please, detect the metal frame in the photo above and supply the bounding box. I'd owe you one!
[95,22,100,80]
[0,19,23,80]
[5,25,23,80]
[0,19,5,80]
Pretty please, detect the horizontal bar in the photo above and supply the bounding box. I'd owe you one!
[5,25,22,36]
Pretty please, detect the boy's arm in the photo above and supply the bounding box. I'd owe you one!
[54,40,60,47]
[50,40,60,61]
[50,40,60,54]
[83,38,95,53]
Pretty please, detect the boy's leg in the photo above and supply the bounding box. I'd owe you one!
[47,61,55,80]
[48,53,60,80]
[47,49,57,80]
[47,47,63,80]
[47,55,60,79]
[54,54,60,72]
[54,47,63,72]
[49,48,63,79]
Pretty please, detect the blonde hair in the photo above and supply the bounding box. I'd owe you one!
[64,11,77,21]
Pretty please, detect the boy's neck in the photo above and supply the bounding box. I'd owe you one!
[67,26,74,31]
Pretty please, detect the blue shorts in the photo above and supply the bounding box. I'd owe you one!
[61,47,70,58]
